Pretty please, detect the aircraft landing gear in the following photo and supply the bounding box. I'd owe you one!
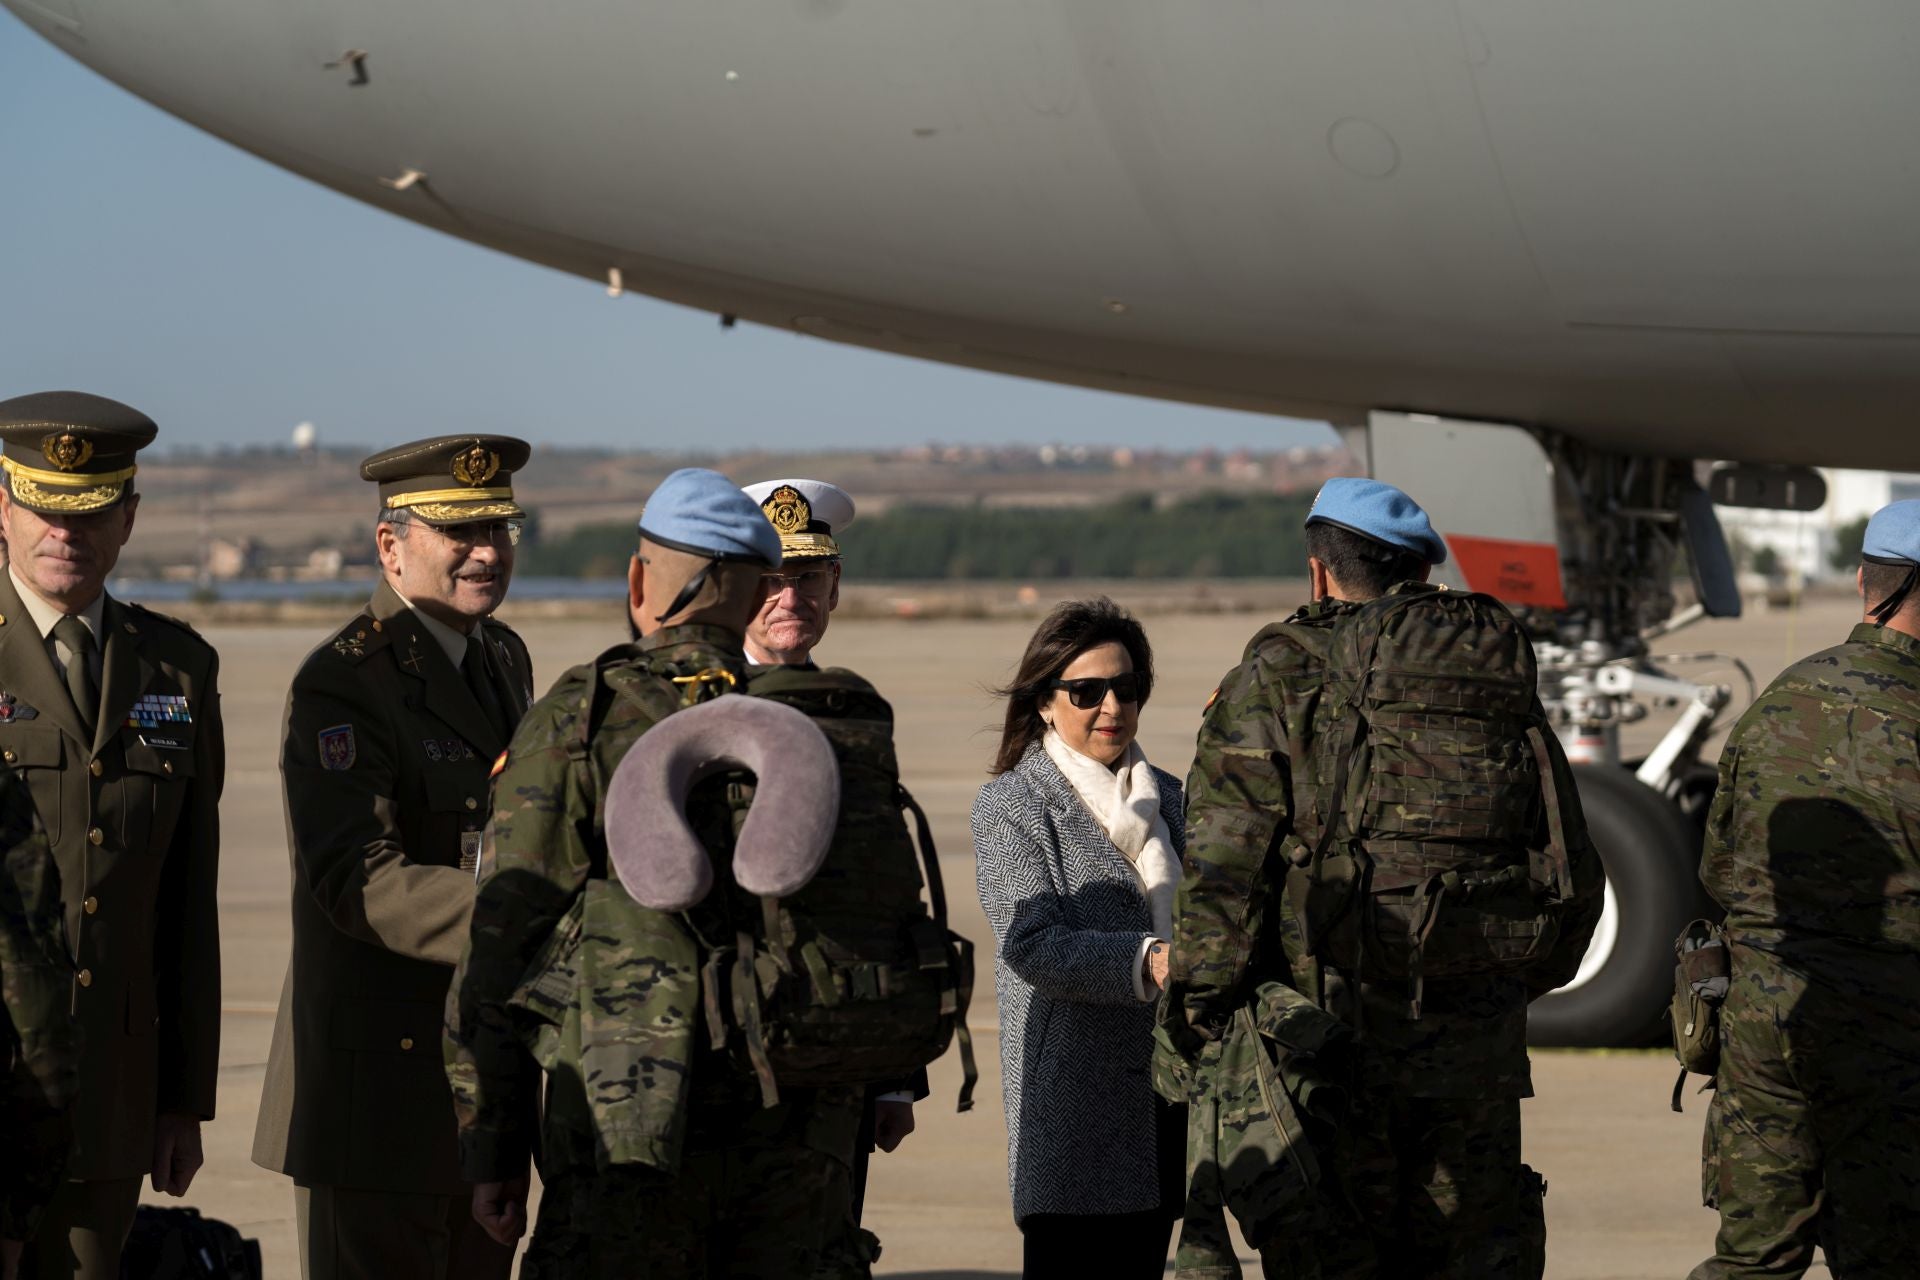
[1526,764,1700,1045]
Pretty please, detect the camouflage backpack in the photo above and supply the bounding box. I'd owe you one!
[1285,584,1576,1018]
[729,665,977,1109]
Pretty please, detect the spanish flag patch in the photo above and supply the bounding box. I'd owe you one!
[1203,686,1221,712]
[489,749,509,780]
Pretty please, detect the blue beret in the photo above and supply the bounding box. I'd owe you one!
[638,468,782,567]
[1863,500,1920,565]
[1305,477,1448,566]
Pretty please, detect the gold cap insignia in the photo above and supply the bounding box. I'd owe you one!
[762,484,811,536]
[451,444,502,488]
[41,432,94,472]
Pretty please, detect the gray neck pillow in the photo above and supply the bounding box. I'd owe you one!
[603,695,841,911]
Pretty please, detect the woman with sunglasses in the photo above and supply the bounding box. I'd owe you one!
[972,597,1184,1278]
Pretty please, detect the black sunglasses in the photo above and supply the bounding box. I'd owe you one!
[1046,673,1143,709]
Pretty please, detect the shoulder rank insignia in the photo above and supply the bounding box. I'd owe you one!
[333,629,369,659]
[126,693,192,729]
[318,724,357,771]
[0,692,37,722]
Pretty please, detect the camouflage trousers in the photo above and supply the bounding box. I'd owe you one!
[523,1099,877,1280]
[1689,945,1920,1279]
[1262,1096,1544,1280]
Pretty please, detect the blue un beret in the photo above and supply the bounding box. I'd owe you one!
[1305,477,1448,567]
[638,468,783,567]
[1863,500,1920,565]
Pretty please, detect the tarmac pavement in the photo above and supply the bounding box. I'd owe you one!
[157,593,1849,1276]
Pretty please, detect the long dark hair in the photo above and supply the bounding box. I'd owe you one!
[990,597,1154,776]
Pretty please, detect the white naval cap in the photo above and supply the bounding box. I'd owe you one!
[741,478,856,561]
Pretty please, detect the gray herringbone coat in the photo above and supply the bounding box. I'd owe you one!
[972,741,1185,1223]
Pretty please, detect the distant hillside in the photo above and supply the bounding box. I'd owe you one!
[111,442,1350,580]
[519,491,1316,580]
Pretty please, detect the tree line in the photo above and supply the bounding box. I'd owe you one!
[518,491,1316,580]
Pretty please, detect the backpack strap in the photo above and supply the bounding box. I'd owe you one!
[1525,726,1575,903]
[899,784,979,1114]
[732,925,781,1108]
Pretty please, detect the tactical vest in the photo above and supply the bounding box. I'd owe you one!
[1285,584,1576,1017]
[736,666,977,1110]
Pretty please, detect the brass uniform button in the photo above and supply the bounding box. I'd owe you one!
[77,968,92,987]
[465,797,478,811]
[372,620,383,632]
[88,826,104,846]
[399,1037,415,1051]
[161,760,173,775]
[83,896,98,915]
[90,759,104,777]
[2,749,14,764]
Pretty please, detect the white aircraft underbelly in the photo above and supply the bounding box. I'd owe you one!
[11,0,1920,467]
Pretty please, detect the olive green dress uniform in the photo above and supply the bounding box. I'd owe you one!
[3,763,79,1247]
[0,397,224,1280]
[252,437,533,1280]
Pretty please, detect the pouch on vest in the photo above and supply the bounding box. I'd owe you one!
[1669,917,1729,1112]
[1179,982,1352,1260]
[731,667,978,1112]
[1286,586,1572,1019]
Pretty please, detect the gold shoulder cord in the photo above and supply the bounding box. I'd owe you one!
[671,668,739,707]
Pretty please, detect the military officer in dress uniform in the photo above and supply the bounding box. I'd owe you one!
[0,393,225,1280]
[741,478,926,1224]
[252,436,535,1280]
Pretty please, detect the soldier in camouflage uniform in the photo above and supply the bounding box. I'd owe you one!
[1689,499,1920,1279]
[445,468,872,1279]
[1166,479,1603,1279]
[2,765,77,1280]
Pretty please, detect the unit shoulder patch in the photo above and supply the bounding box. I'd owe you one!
[318,724,357,771]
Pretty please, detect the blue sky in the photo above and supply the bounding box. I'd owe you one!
[0,17,1333,455]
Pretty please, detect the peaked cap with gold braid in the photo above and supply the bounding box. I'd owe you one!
[363,434,532,525]
[0,391,157,515]
[741,478,855,562]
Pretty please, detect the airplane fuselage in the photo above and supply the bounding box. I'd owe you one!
[9,0,1920,467]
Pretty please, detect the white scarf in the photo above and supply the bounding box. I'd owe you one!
[1041,730,1180,945]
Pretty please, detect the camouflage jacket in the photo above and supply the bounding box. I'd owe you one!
[1170,597,1603,1099]
[446,624,866,1183]
[1702,622,1920,979]
[2,763,77,1241]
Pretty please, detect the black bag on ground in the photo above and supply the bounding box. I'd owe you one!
[119,1206,263,1280]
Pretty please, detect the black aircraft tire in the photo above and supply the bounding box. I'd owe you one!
[1527,764,1701,1048]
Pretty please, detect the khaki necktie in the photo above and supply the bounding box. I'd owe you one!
[52,614,98,740]
[463,634,510,745]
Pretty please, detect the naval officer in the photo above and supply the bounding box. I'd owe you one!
[741,478,926,1223]
[253,436,535,1280]
[0,393,225,1280]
